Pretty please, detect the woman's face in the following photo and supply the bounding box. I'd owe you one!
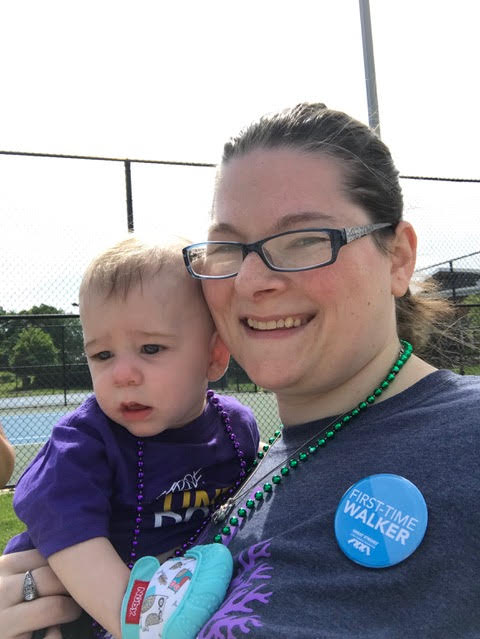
[202,148,404,402]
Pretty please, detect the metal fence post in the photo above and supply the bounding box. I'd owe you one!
[61,324,67,406]
[124,159,134,233]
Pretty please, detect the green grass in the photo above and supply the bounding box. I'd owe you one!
[0,490,25,554]
[462,365,480,375]
[453,365,480,375]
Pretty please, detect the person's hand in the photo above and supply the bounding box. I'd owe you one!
[0,549,82,639]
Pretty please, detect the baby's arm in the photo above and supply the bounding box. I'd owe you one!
[48,537,130,639]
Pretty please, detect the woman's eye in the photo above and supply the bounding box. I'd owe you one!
[217,244,238,254]
[289,235,328,249]
[142,344,164,355]
[206,244,239,257]
[91,351,112,361]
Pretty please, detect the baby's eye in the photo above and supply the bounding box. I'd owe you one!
[91,351,112,361]
[141,344,164,355]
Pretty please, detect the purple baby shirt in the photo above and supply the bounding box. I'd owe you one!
[5,393,259,562]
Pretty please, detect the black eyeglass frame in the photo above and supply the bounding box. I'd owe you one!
[182,223,393,280]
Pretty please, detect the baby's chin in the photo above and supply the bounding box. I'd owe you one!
[119,422,169,438]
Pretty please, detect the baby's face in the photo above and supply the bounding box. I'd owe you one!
[81,274,219,437]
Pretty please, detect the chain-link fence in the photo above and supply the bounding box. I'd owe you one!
[1,151,479,486]
[415,252,480,373]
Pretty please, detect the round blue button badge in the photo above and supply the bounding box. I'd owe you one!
[334,474,428,568]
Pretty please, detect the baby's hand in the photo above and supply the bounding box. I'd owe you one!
[122,544,232,638]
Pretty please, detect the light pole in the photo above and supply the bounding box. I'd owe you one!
[359,0,381,137]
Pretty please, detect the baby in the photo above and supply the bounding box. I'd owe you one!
[5,237,259,637]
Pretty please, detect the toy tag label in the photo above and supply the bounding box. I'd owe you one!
[125,579,150,624]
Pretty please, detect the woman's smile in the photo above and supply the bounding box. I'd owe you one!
[245,315,311,331]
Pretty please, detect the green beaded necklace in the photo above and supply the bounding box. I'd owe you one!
[212,339,413,543]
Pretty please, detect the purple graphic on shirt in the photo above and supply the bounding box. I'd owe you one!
[197,539,273,638]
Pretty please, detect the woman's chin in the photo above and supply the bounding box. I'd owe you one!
[243,362,303,393]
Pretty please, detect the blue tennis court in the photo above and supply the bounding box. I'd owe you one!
[1,409,71,444]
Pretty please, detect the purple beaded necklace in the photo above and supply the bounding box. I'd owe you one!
[128,438,144,568]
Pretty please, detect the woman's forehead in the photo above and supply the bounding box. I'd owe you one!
[210,148,366,235]
[215,148,343,202]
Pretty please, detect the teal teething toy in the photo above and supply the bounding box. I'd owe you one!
[121,544,233,639]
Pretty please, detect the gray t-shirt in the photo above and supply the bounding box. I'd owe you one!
[198,370,480,638]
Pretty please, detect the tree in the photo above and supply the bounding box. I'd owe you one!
[9,327,60,389]
[0,306,17,368]
[0,304,85,369]
[26,305,85,365]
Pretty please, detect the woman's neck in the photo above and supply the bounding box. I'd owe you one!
[276,351,436,427]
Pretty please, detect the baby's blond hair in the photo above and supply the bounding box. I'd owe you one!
[79,236,195,303]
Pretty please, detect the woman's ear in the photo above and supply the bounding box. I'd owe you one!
[207,331,231,382]
[390,221,417,298]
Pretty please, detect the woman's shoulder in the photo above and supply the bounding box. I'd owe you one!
[414,368,480,405]
[385,368,480,411]
[434,368,480,385]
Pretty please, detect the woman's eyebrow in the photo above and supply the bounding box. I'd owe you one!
[208,212,337,238]
[208,222,237,235]
[272,212,337,232]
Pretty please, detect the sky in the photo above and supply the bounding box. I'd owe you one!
[1,0,479,312]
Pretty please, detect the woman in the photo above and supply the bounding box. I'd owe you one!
[1,103,479,638]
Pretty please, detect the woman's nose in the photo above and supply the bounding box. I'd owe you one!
[112,358,142,386]
[234,251,288,298]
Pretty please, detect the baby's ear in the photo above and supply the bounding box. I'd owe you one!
[207,332,230,382]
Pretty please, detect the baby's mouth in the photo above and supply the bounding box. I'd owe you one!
[245,316,309,331]
[121,402,150,412]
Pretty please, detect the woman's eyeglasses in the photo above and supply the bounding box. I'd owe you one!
[182,223,393,280]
